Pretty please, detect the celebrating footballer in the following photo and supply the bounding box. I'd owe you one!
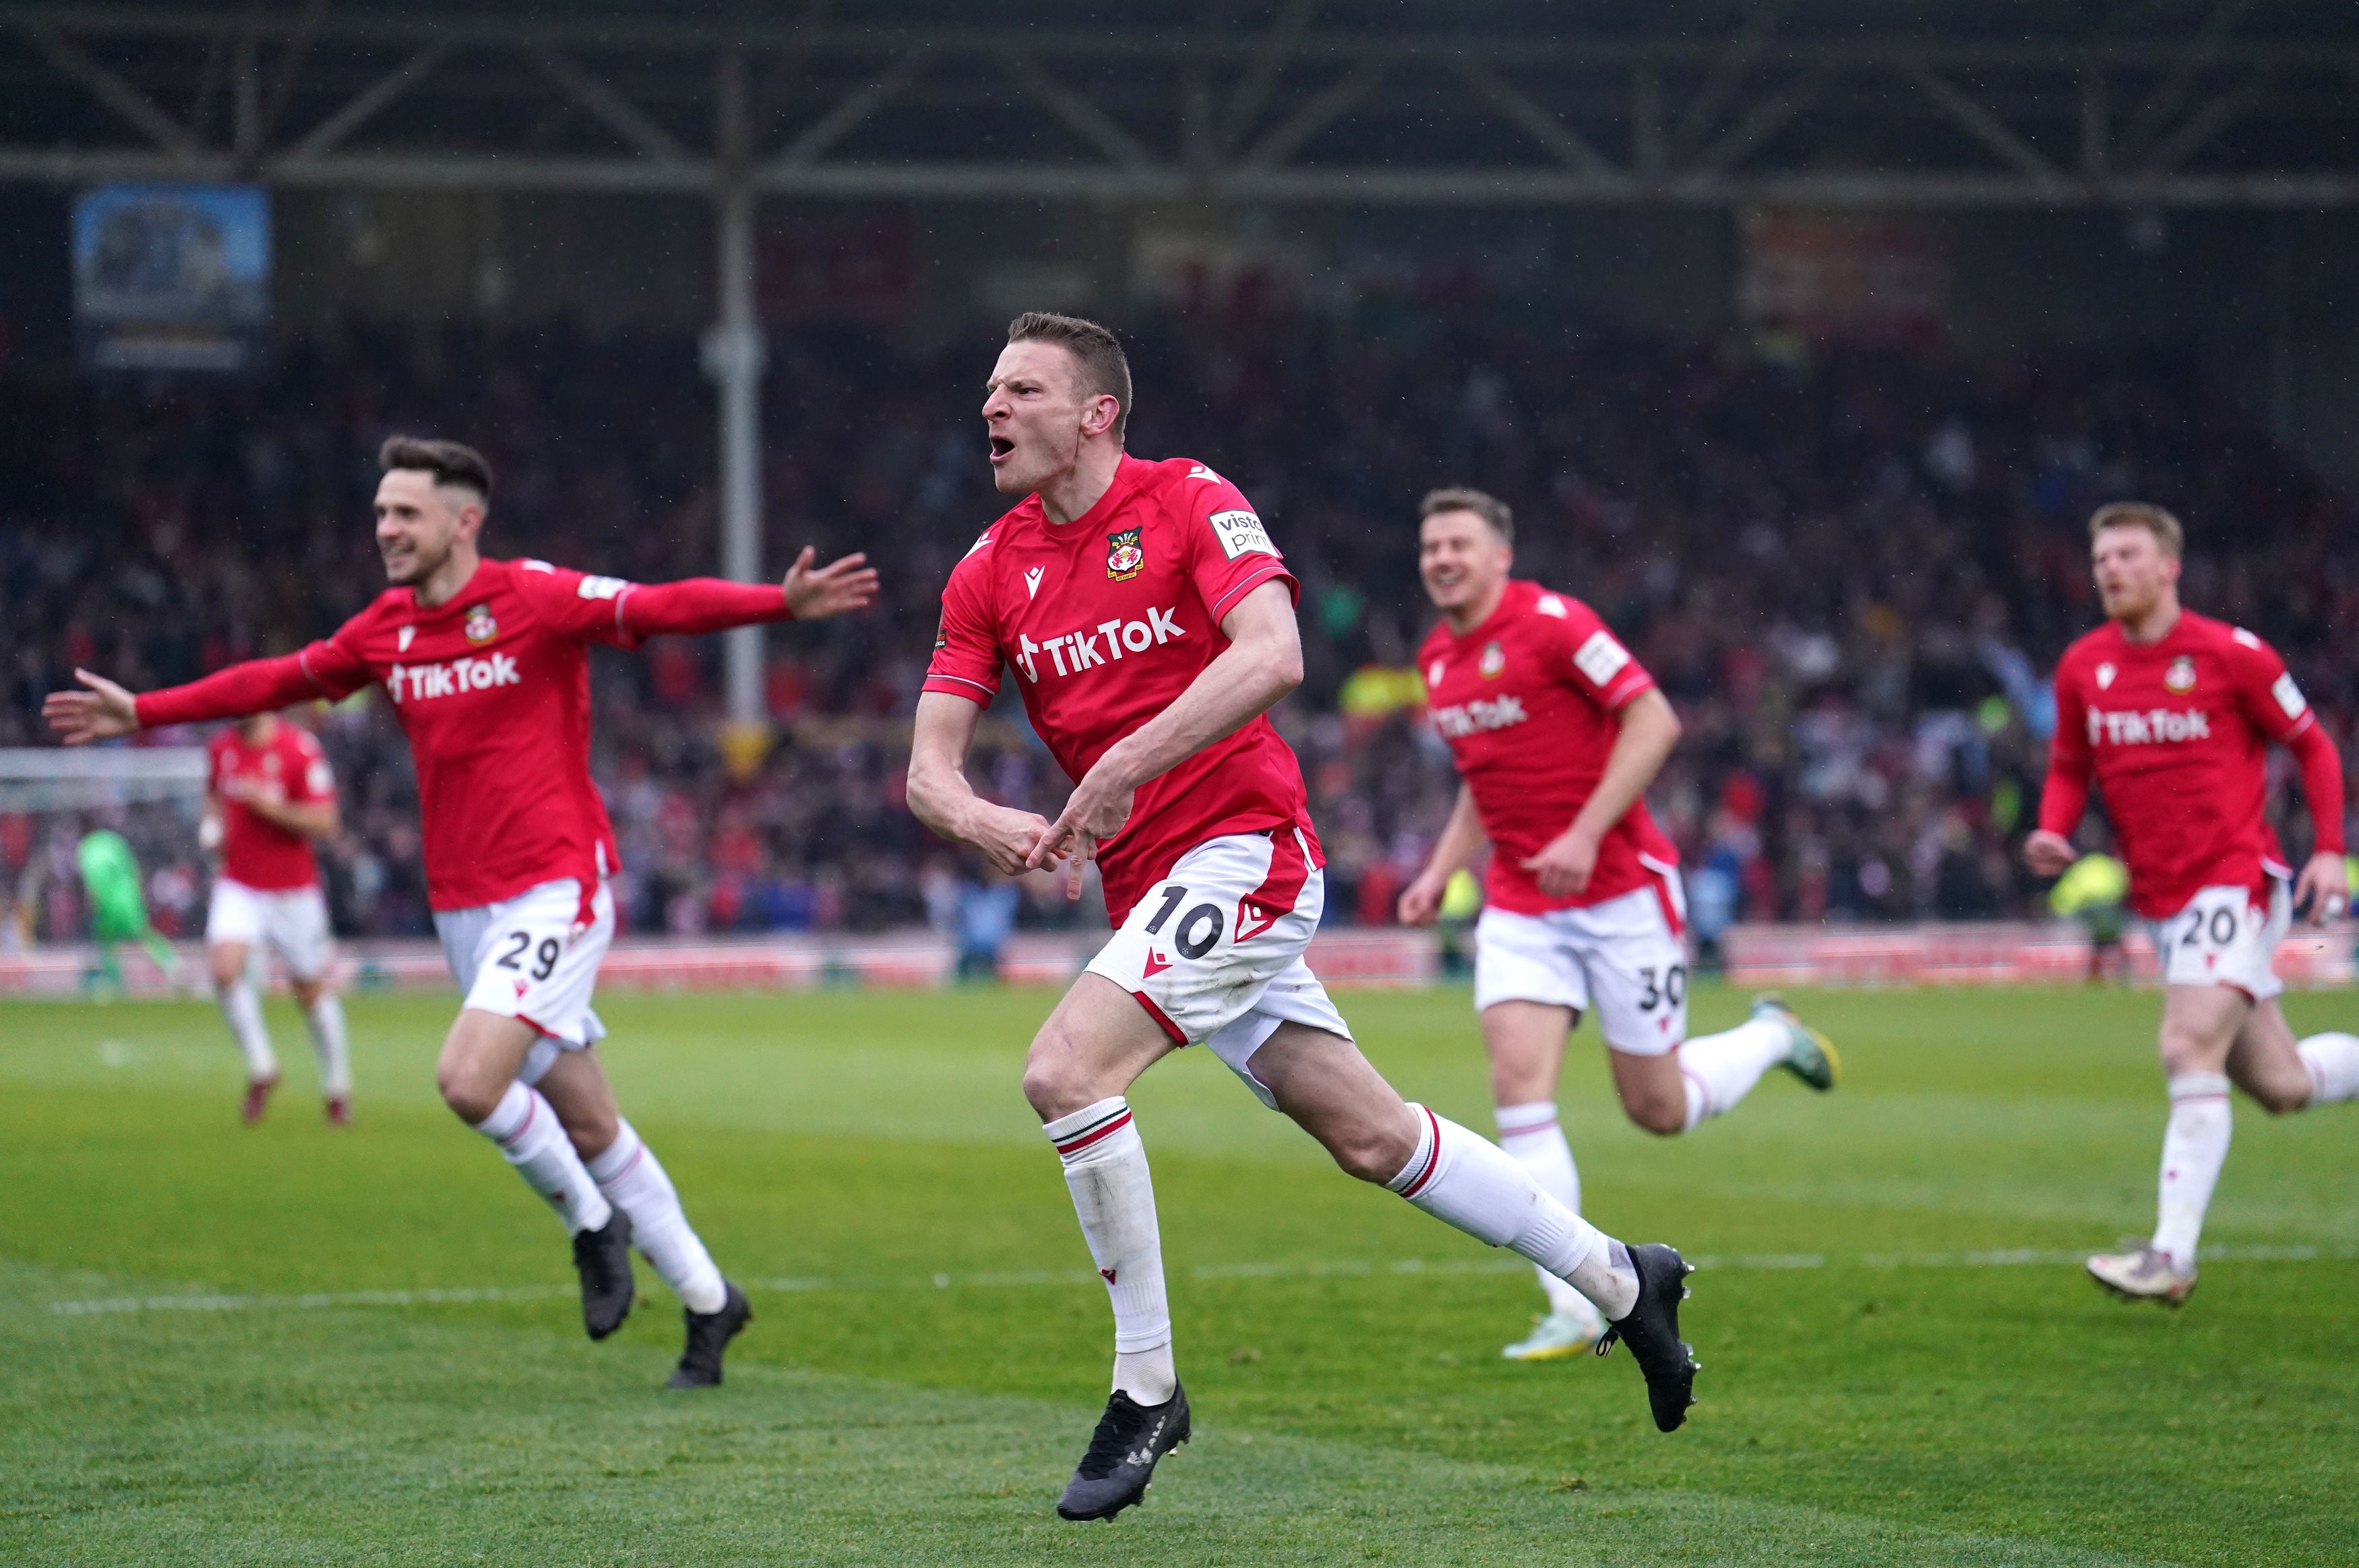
[49,437,878,1387]
[2027,502,2358,1305]
[907,313,1703,1522]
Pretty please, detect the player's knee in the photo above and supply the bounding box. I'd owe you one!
[435,1053,502,1123]
[560,1105,621,1158]
[1021,1038,1090,1121]
[2156,1034,2217,1078]
[2252,1081,2308,1116]
[1326,1121,1414,1185]
[1625,1094,1687,1137]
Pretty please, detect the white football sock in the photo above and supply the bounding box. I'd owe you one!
[2151,1071,2232,1272]
[1045,1097,1175,1404]
[471,1081,613,1236]
[1676,1019,1790,1130]
[303,994,352,1098]
[586,1119,727,1314]
[2296,1033,2359,1104]
[1389,1105,1636,1319]
[1496,1100,1595,1321]
[217,978,277,1083]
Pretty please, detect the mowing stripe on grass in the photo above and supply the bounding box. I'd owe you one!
[44,1240,2356,1317]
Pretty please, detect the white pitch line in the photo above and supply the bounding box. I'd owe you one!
[48,1284,576,1317]
[41,1242,2358,1318]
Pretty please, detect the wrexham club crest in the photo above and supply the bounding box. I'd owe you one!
[464,604,498,644]
[1105,526,1145,581]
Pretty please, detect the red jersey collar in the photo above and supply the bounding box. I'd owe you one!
[403,555,497,617]
[1444,578,1535,648]
[2100,606,2204,654]
[1025,453,1147,542]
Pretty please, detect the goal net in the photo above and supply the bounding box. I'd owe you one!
[0,747,210,972]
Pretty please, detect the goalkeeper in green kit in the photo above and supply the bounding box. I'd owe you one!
[78,827,181,996]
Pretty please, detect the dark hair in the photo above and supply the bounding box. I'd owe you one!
[2088,501,2182,559]
[379,435,494,501]
[1420,486,1513,545]
[1005,312,1132,440]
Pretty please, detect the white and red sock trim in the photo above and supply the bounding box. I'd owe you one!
[1045,1098,1135,1158]
[1385,1104,1444,1197]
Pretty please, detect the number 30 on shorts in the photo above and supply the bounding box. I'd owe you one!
[1636,963,1687,1012]
[496,930,563,982]
[1142,885,1225,960]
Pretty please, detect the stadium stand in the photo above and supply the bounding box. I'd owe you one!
[4,311,2351,938]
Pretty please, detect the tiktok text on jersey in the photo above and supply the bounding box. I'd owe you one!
[284,558,649,912]
[2046,610,2321,918]
[1418,579,1682,915]
[923,454,1321,924]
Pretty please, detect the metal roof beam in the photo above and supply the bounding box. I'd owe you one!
[1903,63,2062,183]
[528,47,692,162]
[7,11,2359,71]
[3,142,2356,208]
[22,22,200,154]
[1241,59,1384,169]
[284,42,446,158]
[768,49,930,168]
[997,51,1159,169]
[1672,0,1796,158]
[1451,58,1616,175]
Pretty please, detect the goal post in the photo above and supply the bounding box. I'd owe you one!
[1,747,211,973]
[0,747,209,812]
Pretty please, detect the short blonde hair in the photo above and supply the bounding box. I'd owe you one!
[2088,501,2183,558]
[1421,487,1513,544]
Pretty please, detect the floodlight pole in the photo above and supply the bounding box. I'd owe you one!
[702,49,766,730]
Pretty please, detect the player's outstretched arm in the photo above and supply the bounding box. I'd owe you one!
[1522,689,1682,900]
[48,652,342,743]
[1400,784,1486,925]
[781,546,880,621]
[1029,578,1304,892]
[613,550,878,641]
[907,691,1064,878]
[42,669,140,745]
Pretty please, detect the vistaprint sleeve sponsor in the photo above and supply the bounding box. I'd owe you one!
[1554,598,1655,712]
[1182,472,1297,625]
[507,558,643,645]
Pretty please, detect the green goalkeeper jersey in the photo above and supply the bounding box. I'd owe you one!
[77,829,150,939]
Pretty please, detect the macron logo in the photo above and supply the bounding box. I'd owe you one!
[388,652,521,705]
[2087,707,2211,745]
[1015,606,1184,683]
[1024,566,1045,600]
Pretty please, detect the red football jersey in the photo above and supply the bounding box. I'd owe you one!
[2040,610,2317,918]
[1417,580,1681,916]
[923,453,1320,924]
[208,720,332,891]
[136,560,793,914]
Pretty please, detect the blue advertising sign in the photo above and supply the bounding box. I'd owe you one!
[73,183,271,371]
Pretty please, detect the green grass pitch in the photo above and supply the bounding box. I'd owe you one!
[3,981,2355,1565]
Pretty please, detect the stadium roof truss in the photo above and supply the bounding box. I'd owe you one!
[3,2,2358,208]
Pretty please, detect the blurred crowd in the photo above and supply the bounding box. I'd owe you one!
[4,307,2352,945]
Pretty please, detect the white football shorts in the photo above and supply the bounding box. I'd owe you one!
[2153,878,2290,1002]
[1086,828,1352,1108]
[205,877,334,983]
[435,877,614,1087]
[1473,867,1691,1056]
